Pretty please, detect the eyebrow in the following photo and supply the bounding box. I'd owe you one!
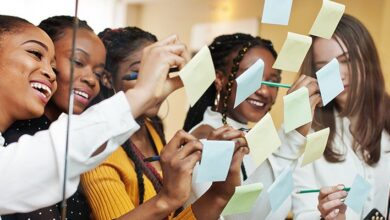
[315,53,348,65]
[129,61,141,69]
[74,48,90,58]
[22,40,48,51]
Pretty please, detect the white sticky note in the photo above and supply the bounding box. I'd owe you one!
[179,46,216,106]
[310,0,345,39]
[234,59,264,108]
[301,128,330,166]
[196,140,235,183]
[272,32,312,72]
[316,58,344,106]
[267,166,294,212]
[245,113,281,166]
[283,87,312,133]
[261,0,294,25]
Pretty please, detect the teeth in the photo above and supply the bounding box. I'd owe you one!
[248,100,264,107]
[74,90,89,99]
[30,82,52,97]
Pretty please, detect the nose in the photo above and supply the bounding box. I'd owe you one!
[42,65,56,83]
[80,69,97,88]
[256,84,271,97]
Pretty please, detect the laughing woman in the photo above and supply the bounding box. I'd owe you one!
[0,15,189,214]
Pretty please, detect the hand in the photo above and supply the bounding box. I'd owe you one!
[317,185,348,220]
[288,75,322,136]
[158,130,203,210]
[126,35,189,117]
[207,126,250,200]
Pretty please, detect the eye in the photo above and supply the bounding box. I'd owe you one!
[52,67,59,75]
[74,60,84,67]
[27,50,43,60]
[94,71,103,79]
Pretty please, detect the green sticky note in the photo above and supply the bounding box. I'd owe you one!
[272,32,312,72]
[179,45,216,106]
[283,87,312,133]
[245,113,281,166]
[309,0,345,39]
[301,128,330,166]
[222,183,263,216]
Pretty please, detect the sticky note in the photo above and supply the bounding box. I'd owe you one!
[179,46,216,106]
[267,167,294,212]
[245,113,281,166]
[301,128,330,166]
[196,140,234,183]
[283,87,312,133]
[222,183,263,216]
[234,59,264,108]
[316,58,344,106]
[272,32,312,72]
[345,174,372,214]
[261,0,293,25]
[309,0,345,39]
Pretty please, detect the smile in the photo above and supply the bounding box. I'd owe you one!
[247,99,265,107]
[30,82,52,98]
[74,89,89,100]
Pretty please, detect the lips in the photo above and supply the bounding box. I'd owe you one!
[247,99,265,107]
[30,81,53,104]
[73,88,92,106]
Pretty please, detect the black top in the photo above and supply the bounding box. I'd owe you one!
[2,116,91,220]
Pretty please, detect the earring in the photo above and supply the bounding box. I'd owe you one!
[214,91,220,111]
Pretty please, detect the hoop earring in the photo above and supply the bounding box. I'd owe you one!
[158,99,170,121]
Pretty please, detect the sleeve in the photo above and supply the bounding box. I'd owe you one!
[81,151,135,220]
[291,158,322,220]
[173,206,197,220]
[0,91,139,215]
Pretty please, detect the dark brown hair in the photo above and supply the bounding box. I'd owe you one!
[301,14,390,165]
[0,15,32,45]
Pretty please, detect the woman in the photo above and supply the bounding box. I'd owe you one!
[0,15,190,215]
[183,33,321,220]
[81,27,249,220]
[290,14,390,220]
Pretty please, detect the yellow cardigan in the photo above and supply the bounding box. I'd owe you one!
[81,120,196,220]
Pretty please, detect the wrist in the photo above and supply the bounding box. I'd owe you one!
[125,88,153,118]
[155,191,180,215]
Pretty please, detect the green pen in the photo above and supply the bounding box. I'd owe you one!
[296,187,351,194]
[261,81,291,88]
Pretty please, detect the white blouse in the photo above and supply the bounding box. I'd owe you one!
[186,107,305,220]
[0,91,139,215]
[289,111,390,219]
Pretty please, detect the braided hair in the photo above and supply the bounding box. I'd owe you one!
[183,33,279,131]
[98,27,165,205]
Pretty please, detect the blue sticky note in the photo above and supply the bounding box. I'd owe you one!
[196,140,235,183]
[261,0,293,25]
[316,58,344,106]
[267,166,294,212]
[234,59,264,108]
[345,174,372,214]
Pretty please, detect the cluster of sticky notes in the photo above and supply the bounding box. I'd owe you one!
[310,0,346,39]
[272,32,312,72]
[222,183,264,216]
[283,87,312,133]
[267,167,294,212]
[316,58,344,106]
[301,128,330,166]
[179,45,215,106]
[245,113,281,166]
[234,59,264,108]
[345,174,372,213]
[261,0,293,25]
[196,140,234,183]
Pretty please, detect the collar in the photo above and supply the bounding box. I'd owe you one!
[0,132,4,146]
[202,107,248,129]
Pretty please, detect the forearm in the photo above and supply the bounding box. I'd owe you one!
[191,188,230,220]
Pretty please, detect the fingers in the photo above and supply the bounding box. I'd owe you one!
[319,185,345,200]
[160,76,184,100]
[175,140,203,160]
[309,93,322,111]
[162,130,197,156]
[153,34,179,47]
[318,185,348,218]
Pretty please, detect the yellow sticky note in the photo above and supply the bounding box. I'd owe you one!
[272,32,312,72]
[245,113,281,166]
[309,0,345,39]
[283,87,312,133]
[301,128,330,166]
[179,46,216,106]
[222,183,263,216]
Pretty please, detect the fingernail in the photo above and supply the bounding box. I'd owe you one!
[340,198,345,203]
[334,209,340,214]
[337,184,345,190]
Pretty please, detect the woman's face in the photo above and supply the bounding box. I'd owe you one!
[312,37,350,109]
[113,41,160,117]
[222,47,280,123]
[50,28,106,115]
[0,25,57,127]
